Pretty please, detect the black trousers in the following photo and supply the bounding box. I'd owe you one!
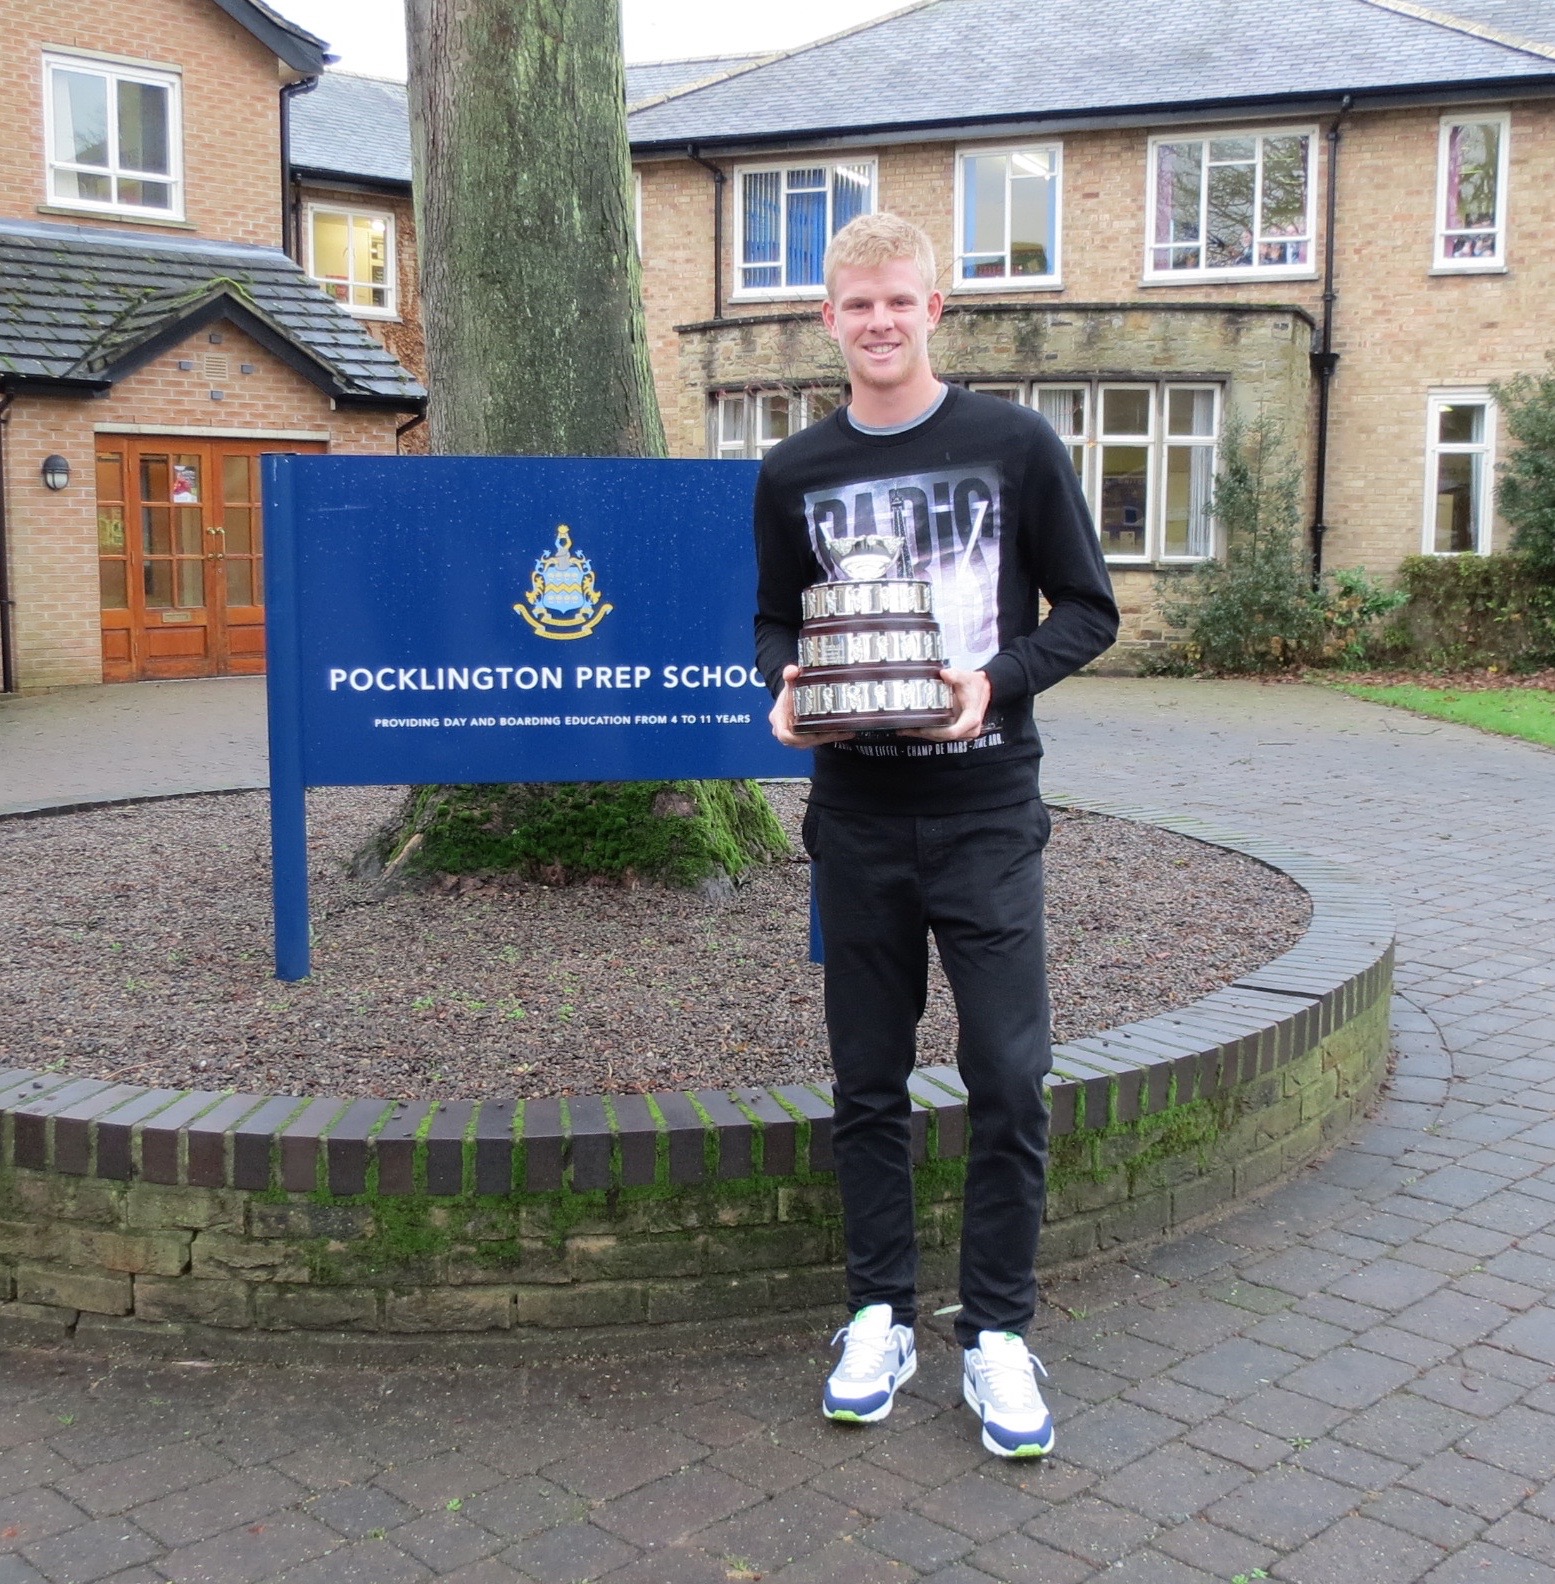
[805,798,1053,1349]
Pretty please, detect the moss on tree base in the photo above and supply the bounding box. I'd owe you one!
[382,780,790,889]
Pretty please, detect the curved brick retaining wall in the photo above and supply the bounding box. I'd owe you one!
[0,798,1394,1360]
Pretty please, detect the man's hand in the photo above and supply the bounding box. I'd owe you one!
[769,664,855,748]
[900,666,992,742]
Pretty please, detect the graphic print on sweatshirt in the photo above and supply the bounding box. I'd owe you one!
[804,466,1001,670]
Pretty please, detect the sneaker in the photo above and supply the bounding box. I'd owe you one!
[822,1304,916,1424]
[962,1330,1054,1458]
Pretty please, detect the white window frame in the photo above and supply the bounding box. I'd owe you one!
[709,389,843,457]
[1159,383,1222,562]
[731,156,878,301]
[1142,125,1318,283]
[42,51,183,220]
[952,142,1064,290]
[1433,111,1510,272]
[305,202,398,320]
[1095,383,1158,563]
[1423,389,1497,555]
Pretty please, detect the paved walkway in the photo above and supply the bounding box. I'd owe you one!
[3,677,1555,1584]
[0,678,265,815]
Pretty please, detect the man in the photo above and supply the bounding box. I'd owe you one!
[754,213,1118,1458]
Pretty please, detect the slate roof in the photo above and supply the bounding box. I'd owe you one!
[0,218,424,407]
[1395,0,1555,51]
[291,73,413,185]
[628,56,766,105]
[288,59,769,189]
[626,0,1555,148]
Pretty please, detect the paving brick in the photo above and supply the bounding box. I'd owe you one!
[156,1512,340,1584]
[131,1467,310,1547]
[1093,1444,1249,1522]
[372,1452,505,1511]
[592,1465,762,1548]
[453,1476,584,1542]
[266,1539,432,1583]
[767,1532,917,1582]
[544,1427,705,1501]
[862,1509,974,1569]
[966,1531,1096,1583]
[1204,1465,1359,1548]
[1419,1542,1555,1583]
[389,1510,502,1572]
[1281,1346,1416,1410]
[1054,1399,1185,1474]
[907,1471,1043,1541]
[305,1483,415,1540]
[55,1444,233,1517]
[16,1517,162,1583]
[1023,1494,1158,1564]
[1271,1511,1443,1584]
[502,1519,639,1582]
[1455,1405,1555,1481]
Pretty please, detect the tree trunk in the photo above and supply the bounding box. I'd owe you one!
[396,0,781,890]
[406,0,664,459]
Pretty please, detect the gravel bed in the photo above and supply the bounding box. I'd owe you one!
[0,784,1309,1101]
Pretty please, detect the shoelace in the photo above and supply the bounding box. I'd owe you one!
[977,1337,1049,1408]
[830,1319,893,1381]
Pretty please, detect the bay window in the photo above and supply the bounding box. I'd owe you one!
[44,53,181,218]
[712,389,843,458]
[735,160,876,296]
[970,381,1221,560]
[1147,128,1314,279]
[1436,113,1509,269]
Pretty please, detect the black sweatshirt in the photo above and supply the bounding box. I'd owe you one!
[754,383,1119,815]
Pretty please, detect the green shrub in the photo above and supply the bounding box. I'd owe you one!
[1158,414,1321,674]
[381,779,789,888]
[1494,360,1555,577]
[1380,554,1555,670]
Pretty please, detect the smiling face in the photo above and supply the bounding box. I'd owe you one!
[821,257,944,417]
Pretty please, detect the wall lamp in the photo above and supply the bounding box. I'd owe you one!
[41,454,71,491]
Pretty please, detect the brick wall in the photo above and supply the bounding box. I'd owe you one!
[635,97,1555,594]
[0,0,287,246]
[4,322,402,690]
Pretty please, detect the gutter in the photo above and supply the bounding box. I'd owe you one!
[0,392,14,693]
[1309,94,1351,583]
[686,146,726,321]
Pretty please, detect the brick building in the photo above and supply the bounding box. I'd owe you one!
[279,1,1555,659]
[626,0,1555,653]
[0,0,423,691]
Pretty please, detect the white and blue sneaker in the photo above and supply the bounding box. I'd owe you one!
[962,1330,1055,1458]
[822,1304,916,1424]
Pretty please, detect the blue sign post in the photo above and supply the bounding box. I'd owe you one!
[262,455,799,981]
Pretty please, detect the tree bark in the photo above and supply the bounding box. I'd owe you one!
[406,0,664,459]
[397,1,780,890]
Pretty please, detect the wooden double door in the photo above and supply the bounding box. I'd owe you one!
[97,437,324,682]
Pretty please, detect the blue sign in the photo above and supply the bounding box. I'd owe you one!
[263,455,798,980]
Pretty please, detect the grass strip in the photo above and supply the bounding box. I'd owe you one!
[1336,684,1555,748]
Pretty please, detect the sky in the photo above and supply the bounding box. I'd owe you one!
[268,0,918,78]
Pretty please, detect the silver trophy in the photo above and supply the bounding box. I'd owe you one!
[792,532,954,734]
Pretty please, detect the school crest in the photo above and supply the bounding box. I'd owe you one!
[515,523,613,640]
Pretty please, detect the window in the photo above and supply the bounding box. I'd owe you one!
[1435,113,1509,269]
[735,160,876,296]
[44,53,181,218]
[1424,392,1496,554]
[956,144,1062,287]
[711,389,843,457]
[307,205,396,317]
[1146,128,1315,278]
[968,381,1221,560]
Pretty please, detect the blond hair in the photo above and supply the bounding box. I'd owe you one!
[824,213,937,298]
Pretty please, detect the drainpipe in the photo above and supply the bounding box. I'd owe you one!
[395,411,426,453]
[280,77,319,261]
[0,391,16,693]
[686,146,726,321]
[1309,94,1351,584]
